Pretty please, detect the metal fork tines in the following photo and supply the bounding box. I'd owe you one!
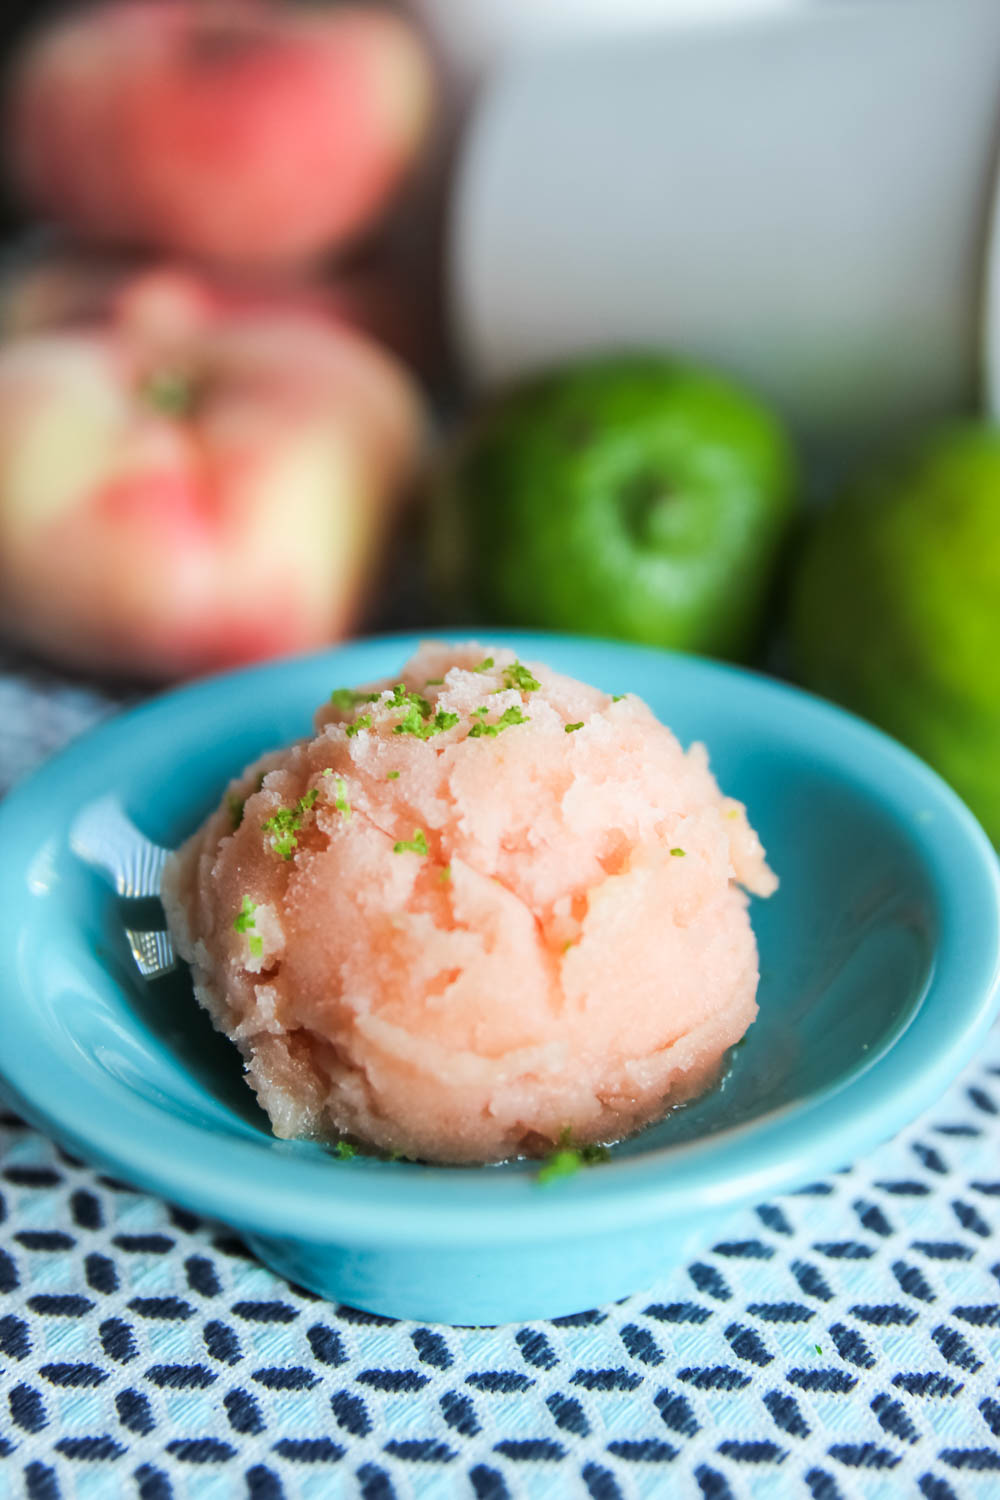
[70,794,170,898]
[70,794,177,978]
[125,928,177,981]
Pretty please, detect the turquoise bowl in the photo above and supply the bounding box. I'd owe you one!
[1,632,999,1325]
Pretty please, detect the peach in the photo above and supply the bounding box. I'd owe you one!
[0,245,437,374]
[0,267,425,678]
[9,0,434,270]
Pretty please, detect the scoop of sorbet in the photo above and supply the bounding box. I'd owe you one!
[162,643,776,1164]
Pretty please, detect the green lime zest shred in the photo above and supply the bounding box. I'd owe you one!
[468,705,530,739]
[386,770,400,780]
[393,704,459,740]
[389,683,432,715]
[565,721,584,734]
[392,705,425,737]
[472,657,494,673]
[612,694,626,702]
[345,714,372,739]
[537,1149,581,1185]
[439,865,451,883]
[537,1130,610,1184]
[670,847,686,857]
[333,776,351,820]
[261,789,319,860]
[393,828,428,856]
[233,896,257,934]
[580,1144,612,1164]
[234,897,264,960]
[503,661,541,693]
[330,687,380,711]
[335,1140,357,1160]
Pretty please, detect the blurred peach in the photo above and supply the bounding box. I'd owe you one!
[9,0,434,271]
[0,243,438,374]
[0,267,426,678]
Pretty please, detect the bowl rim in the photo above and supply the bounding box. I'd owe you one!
[1,629,999,1249]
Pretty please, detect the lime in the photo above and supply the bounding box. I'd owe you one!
[790,422,1000,841]
[430,356,797,659]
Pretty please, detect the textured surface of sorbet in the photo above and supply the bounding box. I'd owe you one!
[162,644,776,1163]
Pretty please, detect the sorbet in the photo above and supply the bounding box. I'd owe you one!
[162,643,776,1163]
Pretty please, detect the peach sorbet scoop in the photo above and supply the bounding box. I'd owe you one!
[162,644,776,1164]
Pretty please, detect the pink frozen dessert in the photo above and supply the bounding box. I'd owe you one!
[162,643,776,1164]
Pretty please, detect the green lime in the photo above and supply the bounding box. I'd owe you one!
[430,356,797,659]
[790,422,1000,841]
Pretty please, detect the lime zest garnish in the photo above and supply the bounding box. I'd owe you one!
[345,714,372,739]
[262,817,297,860]
[468,706,530,739]
[581,1144,612,1164]
[612,694,626,703]
[389,683,432,715]
[503,662,541,693]
[392,704,425,737]
[537,1130,610,1184]
[472,657,494,673]
[439,865,452,883]
[386,770,400,780]
[234,896,264,959]
[233,896,257,934]
[670,847,686,857]
[393,705,459,740]
[335,1140,357,1160]
[537,1149,581,1185]
[393,828,428,856]
[330,688,379,711]
[565,722,584,734]
[425,678,444,686]
[386,680,458,740]
[333,776,351,820]
[262,788,319,860]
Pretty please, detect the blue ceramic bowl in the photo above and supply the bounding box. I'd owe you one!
[2,632,999,1325]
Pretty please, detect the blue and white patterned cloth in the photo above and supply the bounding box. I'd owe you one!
[2,658,1000,1500]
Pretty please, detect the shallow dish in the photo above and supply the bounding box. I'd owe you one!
[1,632,999,1324]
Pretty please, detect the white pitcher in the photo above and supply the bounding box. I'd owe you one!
[451,0,1000,449]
